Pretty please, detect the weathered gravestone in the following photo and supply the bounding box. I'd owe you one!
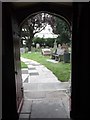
[20,48,25,54]
[36,43,40,49]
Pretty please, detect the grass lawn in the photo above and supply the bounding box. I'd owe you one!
[21,61,28,68]
[21,52,71,82]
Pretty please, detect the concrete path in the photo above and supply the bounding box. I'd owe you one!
[19,57,70,119]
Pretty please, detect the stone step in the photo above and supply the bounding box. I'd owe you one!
[23,82,70,91]
[20,97,70,119]
[24,90,68,100]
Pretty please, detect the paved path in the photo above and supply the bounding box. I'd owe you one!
[19,57,70,119]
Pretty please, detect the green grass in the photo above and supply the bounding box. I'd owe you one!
[21,52,71,82]
[21,61,28,68]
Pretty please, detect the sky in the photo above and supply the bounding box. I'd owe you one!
[34,24,58,38]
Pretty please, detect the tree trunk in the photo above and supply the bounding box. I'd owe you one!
[20,39,23,48]
[28,39,32,51]
[28,35,34,51]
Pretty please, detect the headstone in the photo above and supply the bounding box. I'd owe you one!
[64,44,69,53]
[56,44,65,55]
[20,48,25,54]
[58,44,61,48]
[42,48,51,56]
[36,43,40,49]
[54,39,57,49]
[52,39,57,54]
[46,46,49,48]
[25,47,28,53]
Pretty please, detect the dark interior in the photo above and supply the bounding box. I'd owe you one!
[2,2,89,119]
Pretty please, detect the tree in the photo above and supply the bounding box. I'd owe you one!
[32,37,55,48]
[45,38,55,47]
[21,13,55,51]
[21,13,71,51]
[52,17,71,45]
[32,37,45,47]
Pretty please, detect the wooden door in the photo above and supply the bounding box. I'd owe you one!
[12,17,24,114]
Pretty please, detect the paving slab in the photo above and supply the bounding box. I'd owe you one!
[29,72,39,76]
[22,74,29,83]
[19,114,30,119]
[46,91,68,99]
[61,95,70,118]
[20,100,32,114]
[25,62,30,65]
[24,91,67,100]
[24,91,46,99]
[28,65,35,68]
[23,83,69,91]
[46,59,59,63]
[31,99,69,118]
[21,69,28,74]
[23,83,39,91]
[20,57,70,119]
[28,67,36,70]
[29,77,60,83]
[28,69,38,73]
[20,57,30,63]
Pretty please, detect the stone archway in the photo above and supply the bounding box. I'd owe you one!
[16,5,70,119]
[18,10,71,117]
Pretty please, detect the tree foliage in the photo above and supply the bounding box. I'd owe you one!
[53,17,71,45]
[21,12,71,51]
[32,37,55,47]
[21,13,55,51]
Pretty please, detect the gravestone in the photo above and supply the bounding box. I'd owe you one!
[20,48,25,54]
[58,44,61,48]
[51,39,57,54]
[41,48,51,56]
[36,43,40,49]
[54,39,57,49]
[25,47,28,53]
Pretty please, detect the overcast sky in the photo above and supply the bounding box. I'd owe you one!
[34,24,58,38]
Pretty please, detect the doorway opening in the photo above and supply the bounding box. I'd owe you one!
[19,11,72,119]
[3,2,89,119]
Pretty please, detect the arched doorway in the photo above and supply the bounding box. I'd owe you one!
[17,4,71,119]
[3,2,89,120]
[3,3,72,120]
[19,11,72,119]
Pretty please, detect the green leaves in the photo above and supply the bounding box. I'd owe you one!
[54,17,71,45]
[32,37,55,47]
[21,12,71,50]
